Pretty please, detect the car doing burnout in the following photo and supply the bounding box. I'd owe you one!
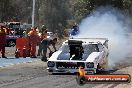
[47,38,109,74]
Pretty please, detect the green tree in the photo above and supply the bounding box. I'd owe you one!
[39,0,72,33]
[74,0,132,21]
[122,0,132,16]
[0,0,13,22]
[74,0,95,21]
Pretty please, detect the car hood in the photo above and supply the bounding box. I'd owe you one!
[49,51,62,61]
[86,52,101,62]
[49,51,70,61]
[49,50,101,62]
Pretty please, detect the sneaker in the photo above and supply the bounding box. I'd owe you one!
[2,56,7,58]
[41,56,47,62]
[41,59,47,62]
[37,54,40,56]
[30,56,37,58]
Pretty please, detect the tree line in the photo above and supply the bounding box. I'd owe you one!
[0,0,132,32]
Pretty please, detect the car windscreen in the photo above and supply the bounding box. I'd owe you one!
[59,44,69,53]
[59,44,99,53]
[83,44,99,54]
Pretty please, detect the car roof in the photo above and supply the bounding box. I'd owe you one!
[63,38,108,45]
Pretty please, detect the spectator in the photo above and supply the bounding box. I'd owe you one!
[28,27,40,58]
[41,25,48,39]
[70,23,79,36]
[39,38,57,61]
[0,26,8,58]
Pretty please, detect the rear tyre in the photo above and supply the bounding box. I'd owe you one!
[76,76,86,86]
[101,58,108,71]
[8,40,15,47]
[96,64,101,74]
[104,58,108,70]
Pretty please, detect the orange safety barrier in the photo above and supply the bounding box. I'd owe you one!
[16,38,30,57]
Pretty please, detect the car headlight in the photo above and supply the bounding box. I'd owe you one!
[47,61,55,67]
[86,62,94,68]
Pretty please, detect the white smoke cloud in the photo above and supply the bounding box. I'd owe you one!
[76,7,131,67]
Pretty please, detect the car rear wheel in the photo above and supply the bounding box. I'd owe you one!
[99,58,108,71]
[96,64,101,74]
[76,75,86,86]
[103,58,108,70]
[8,41,15,47]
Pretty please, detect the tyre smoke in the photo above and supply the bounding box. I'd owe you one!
[76,7,131,67]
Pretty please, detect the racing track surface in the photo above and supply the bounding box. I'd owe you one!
[0,34,132,88]
[0,61,124,88]
[0,61,88,88]
[0,57,132,88]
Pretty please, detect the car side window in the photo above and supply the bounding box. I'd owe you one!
[98,43,104,51]
[103,41,108,49]
[83,44,99,54]
[59,45,69,53]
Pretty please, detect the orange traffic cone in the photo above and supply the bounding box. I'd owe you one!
[15,48,20,58]
[23,46,27,58]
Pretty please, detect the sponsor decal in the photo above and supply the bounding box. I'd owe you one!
[76,67,131,85]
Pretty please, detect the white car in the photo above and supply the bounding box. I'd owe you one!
[47,38,109,74]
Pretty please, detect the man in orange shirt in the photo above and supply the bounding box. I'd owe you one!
[28,27,40,58]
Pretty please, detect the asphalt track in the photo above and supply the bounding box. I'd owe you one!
[0,35,131,88]
[0,61,123,88]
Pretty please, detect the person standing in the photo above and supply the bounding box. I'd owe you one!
[41,25,48,39]
[40,38,57,61]
[28,27,40,58]
[37,25,48,56]
[0,26,7,58]
[70,23,79,36]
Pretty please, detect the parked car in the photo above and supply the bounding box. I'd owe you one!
[6,35,20,47]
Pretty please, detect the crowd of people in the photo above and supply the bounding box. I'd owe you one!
[0,25,57,62]
[27,26,57,61]
[0,23,78,61]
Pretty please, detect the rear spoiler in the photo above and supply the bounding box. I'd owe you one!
[68,40,83,45]
[70,38,108,41]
